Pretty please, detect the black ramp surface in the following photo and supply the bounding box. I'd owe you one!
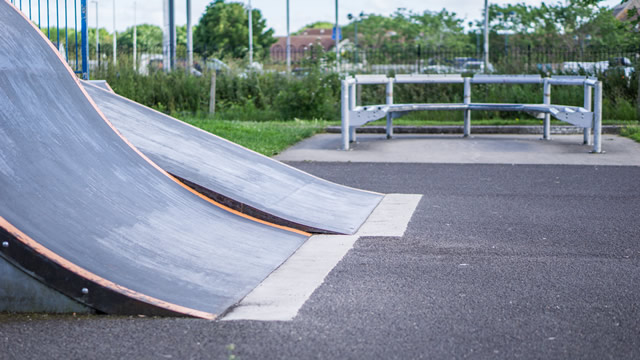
[0,2,307,318]
[82,82,383,234]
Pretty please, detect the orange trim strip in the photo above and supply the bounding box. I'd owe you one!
[0,216,217,320]
[7,2,309,237]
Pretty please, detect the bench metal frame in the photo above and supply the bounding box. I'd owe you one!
[340,74,603,153]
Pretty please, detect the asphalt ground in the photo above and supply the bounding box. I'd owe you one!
[1,162,639,359]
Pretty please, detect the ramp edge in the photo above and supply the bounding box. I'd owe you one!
[0,218,216,319]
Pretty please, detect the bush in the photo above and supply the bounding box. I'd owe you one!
[94,60,639,122]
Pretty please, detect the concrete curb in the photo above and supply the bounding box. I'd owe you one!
[325,125,622,135]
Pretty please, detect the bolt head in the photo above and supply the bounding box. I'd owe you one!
[81,288,89,295]
[1,241,8,248]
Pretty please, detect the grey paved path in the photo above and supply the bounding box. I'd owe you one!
[276,134,640,166]
[2,162,639,359]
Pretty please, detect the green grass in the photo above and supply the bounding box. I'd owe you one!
[620,126,640,143]
[178,117,331,156]
[176,115,638,156]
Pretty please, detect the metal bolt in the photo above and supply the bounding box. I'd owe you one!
[81,288,89,295]
[1,241,8,248]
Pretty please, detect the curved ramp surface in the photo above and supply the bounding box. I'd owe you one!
[0,2,307,318]
[82,82,383,234]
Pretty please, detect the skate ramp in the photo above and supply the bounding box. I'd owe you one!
[0,1,307,318]
[82,82,383,235]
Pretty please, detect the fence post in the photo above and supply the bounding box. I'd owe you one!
[209,72,216,115]
[592,81,603,153]
[81,0,89,79]
[386,77,394,139]
[583,84,592,145]
[341,79,350,150]
[543,78,551,140]
[416,44,421,74]
[463,77,471,137]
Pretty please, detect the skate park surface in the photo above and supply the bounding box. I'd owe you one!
[3,129,640,359]
[2,1,640,357]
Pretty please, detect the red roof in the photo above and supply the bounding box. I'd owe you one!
[270,34,336,62]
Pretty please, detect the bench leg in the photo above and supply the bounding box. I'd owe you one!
[463,110,471,137]
[349,126,357,143]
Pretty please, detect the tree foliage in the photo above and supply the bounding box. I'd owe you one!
[342,9,470,50]
[117,24,163,51]
[293,21,334,35]
[194,0,276,59]
[486,0,640,49]
[338,1,639,52]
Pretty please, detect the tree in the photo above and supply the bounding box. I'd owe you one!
[293,21,333,35]
[194,0,276,59]
[117,24,163,52]
[341,9,469,50]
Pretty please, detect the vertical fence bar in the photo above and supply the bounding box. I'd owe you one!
[341,79,350,150]
[463,77,471,137]
[386,78,394,139]
[81,0,89,79]
[56,0,59,49]
[592,81,602,153]
[38,0,41,30]
[583,84,592,145]
[65,0,68,61]
[47,0,50,39]
[543,78,551,140]
[29,0,32,19]
[75,0,78,72]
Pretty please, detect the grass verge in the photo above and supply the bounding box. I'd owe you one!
[176,116,638,156]
[177,117,331,156]
[620,126,640,143]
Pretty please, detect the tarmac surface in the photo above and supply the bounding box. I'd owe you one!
[2,151,639,358]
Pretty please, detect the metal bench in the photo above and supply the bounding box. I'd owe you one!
[341,74,603,153]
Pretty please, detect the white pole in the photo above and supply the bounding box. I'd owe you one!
[286,0,290,73]
[187,0,193,72]
[133,1,137,71]
[335,0,339,73]
[163,0,169,72]
[593,82,603,153]
[113,0,116,65]
[93,0,98,66]
[248,0,253,65]
[483,0,489,73]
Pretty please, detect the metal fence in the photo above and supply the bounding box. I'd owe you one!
[269,45,640,75]
[9,0,89,79]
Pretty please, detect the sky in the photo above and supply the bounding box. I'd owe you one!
[15,0,622,36]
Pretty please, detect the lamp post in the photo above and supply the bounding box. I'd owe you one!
[112,0,116,65]
[187,0,193,72]
[133,1,137,71]
[483,0,489,73]
[335,0,339,73]
[286,0,290,73]
[248,0,253,65]
[92,0,98,67]
[347,11,366,68]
